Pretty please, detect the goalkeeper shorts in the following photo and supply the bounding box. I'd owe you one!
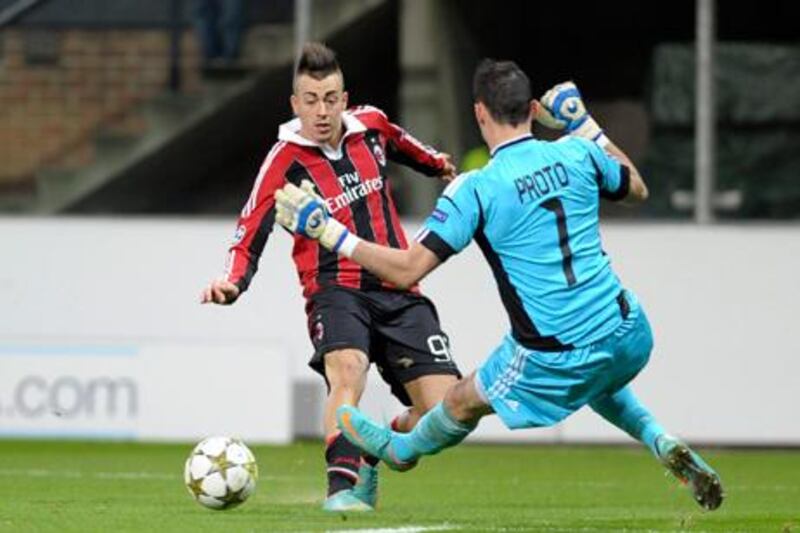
[475,291,653,429]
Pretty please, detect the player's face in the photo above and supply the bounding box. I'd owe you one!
[291,72,348,146]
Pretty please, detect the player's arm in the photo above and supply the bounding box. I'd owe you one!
[603,140,648,204]
[273,181,439,287]
[536,82,649,204]
[349,240,441,289]
[275,173,477,286]
[389,123,457,181]
[276,179,444,287]
[355,106,456,181]
[200,148,288,305]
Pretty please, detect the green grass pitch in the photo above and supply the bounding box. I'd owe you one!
[0,440,797,532]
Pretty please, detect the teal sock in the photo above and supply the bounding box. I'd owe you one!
[391,402,475,463]
[590,386,665,456]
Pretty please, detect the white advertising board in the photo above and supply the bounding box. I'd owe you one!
[0,340,290,443]
[1,218,799,444]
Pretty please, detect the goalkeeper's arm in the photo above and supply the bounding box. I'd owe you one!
[349,240,442,290]
[535,82,648,204]
[274,181,442,288]
[603,139,648,204]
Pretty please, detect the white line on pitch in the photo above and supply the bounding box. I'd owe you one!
[325,526,457,533]
[0,468,289,481]
[0,468,175,480]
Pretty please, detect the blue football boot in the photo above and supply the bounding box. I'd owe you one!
[337,405,418,472]
[351,461,379,508]
[322,488,373,512]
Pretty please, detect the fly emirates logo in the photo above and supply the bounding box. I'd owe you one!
[325,172,383,213]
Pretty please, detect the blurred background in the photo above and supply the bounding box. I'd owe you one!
[0,0,798,445]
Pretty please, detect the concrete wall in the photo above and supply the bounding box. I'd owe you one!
[0,217,797,444]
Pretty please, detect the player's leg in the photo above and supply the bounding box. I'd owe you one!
[587,295,662,451]
[340,323,585,470]
[340,291,476,469]
[378,291,470,451]
[321,348,374,511]
[326,347,388,510]
[395,373,457,432]
[392,373,490,462]
[192,0,222,61]
[376,291,463,430]
[591,386,723,510]
[306,288,375,511]
[589,299,723,510]
[347,374,455,507]
[386,408,419,433]
[324,349,369,440]
[590,386,665,455]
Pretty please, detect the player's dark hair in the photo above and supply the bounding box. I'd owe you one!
[473,59,532,127]
[295,42,342,83]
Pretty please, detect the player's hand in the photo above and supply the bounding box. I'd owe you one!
[275,180,352,252]
[537,81,606,144]
[200,278,240,305]
[274,180,330,239]
[537,81,586,130]
[439,153,457,182]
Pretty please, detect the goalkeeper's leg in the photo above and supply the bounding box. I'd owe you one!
[338,373,490,469]
[349,411,407,509]
[590,386,664,455]
[590,386,723,510]
[351,371,458,505]
[349,407,416,508]
[396,373,460,430]
[396,373,483,460]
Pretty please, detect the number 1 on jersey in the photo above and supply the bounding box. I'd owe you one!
[542,198,577,286]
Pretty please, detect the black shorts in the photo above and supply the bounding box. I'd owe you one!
[307,286,461,406]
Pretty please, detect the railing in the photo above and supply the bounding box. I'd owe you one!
[0,0,48,29]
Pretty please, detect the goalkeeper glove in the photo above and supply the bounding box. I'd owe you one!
[274,180,360,256]
[536,81,608,146]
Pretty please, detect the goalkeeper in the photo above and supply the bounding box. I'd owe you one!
[274,59,724,511]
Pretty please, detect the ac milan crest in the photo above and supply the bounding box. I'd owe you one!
[372,142,386,167]
[312,320,325,343]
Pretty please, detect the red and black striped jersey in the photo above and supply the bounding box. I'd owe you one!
[223,105,447,300]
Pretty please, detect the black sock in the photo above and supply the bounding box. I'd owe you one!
[362,453,379,467]
[325,432,361,496]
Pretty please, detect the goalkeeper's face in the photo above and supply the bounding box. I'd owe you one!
[292,72,348,146]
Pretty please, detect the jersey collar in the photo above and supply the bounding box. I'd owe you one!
[490,133,534,158]
[278,111,367,159]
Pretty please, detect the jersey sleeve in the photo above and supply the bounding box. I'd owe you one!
[416,172,481,262]
[224,143,290,293]
[352,105,446,177]
[580,138,631,201]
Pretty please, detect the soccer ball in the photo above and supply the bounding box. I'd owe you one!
[184,436,258,510]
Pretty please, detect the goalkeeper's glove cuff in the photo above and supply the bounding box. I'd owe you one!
[318,219,361,258]
[336,232,361,258]
[570,116,609,147]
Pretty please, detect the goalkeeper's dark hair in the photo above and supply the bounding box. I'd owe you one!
[473,59,532,127]
[295,42,342,85]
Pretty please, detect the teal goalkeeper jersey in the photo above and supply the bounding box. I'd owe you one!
[418,134,632,350]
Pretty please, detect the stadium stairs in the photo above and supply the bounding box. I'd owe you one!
[13,0,392,215]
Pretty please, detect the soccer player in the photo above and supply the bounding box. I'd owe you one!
[200,42,462,512]
[273,60,725,510]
